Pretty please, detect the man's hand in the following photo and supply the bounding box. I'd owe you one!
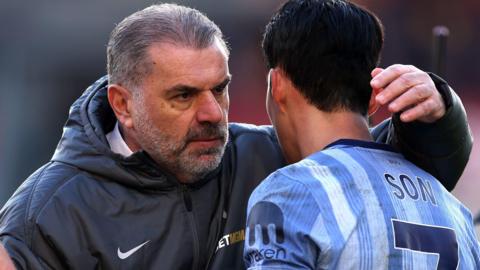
[0,244,14,270]
[370,64,446,123]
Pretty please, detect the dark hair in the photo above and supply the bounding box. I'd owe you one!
[107,3,228,90]
[262,0,384,115]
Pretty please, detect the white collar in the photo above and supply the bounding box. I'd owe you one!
[105,122,134,157]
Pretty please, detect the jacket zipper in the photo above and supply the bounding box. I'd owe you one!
[205,166,232,270]
[205,145,234,269]
[204,208,227,269]
[182,185,200,270]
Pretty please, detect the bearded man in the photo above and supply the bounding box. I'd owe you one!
[0,3,472,270]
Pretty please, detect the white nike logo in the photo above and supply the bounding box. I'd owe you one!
[117,240,150,260]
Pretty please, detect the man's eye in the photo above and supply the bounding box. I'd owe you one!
[213,86,226,94]
[177,92,191,100]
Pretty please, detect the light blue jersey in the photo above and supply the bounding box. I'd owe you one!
[244,139,480,269]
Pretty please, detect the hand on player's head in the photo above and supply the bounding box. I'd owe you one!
[370,64,446,123]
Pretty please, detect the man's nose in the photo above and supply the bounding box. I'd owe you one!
[196,92,224,124]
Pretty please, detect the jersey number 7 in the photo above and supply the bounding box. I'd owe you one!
[392,219,458,270]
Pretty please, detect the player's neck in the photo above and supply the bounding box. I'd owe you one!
[292,109,372,161]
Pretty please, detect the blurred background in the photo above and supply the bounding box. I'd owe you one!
[0,0,478,231]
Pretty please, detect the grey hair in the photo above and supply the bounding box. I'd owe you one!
[107,3,229,89]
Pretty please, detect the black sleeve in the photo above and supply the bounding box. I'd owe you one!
[1,235,56,270]
[370,73,473,191]
[0,164,73,270]
[0,197,64,270]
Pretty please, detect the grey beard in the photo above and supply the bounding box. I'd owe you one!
[136,118,228,183]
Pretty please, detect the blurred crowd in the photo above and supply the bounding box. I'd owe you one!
[0,0,478,223]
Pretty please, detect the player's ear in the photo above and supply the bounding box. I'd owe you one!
[270,68,288,113]
[368,86,381,116]
[108,84,134,129]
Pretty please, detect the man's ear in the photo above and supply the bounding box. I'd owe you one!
[270,68,288,113]
[107,84,134,129]
[368,86,381,116]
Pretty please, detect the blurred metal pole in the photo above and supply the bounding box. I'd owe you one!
[432,26,449,78]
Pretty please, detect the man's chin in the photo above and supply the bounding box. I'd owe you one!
[185,150,223,173]
[178,142,226,179]
[195,151,222,166]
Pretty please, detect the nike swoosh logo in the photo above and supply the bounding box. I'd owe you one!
[117,240,150,260]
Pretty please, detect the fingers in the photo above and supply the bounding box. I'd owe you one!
[371,65,420,105]
[371,64,417,88]
[370,64,446,123]
[379,73,436,113]
[371,67,383,78]
[398,95,445,123]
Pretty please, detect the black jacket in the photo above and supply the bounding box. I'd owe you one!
[0,75,472,269]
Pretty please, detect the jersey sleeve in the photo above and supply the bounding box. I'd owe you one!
[243,171,321,270]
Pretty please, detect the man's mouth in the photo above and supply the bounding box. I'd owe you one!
[188,137,223,148]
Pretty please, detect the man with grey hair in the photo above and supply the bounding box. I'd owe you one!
[0,3,472,270]
[106,4,231,184]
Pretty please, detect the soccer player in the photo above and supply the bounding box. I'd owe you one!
[244,0,480,269]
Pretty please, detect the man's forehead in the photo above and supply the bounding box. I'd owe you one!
[147,37,228,61]
[144,41,230,90]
